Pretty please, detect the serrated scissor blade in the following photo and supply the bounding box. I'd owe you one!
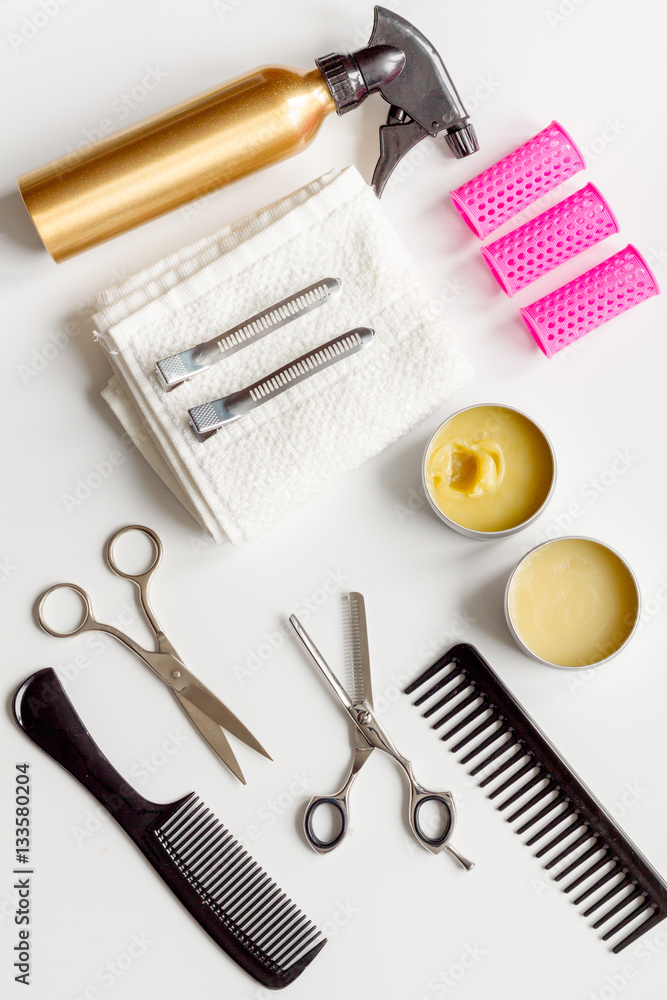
[346,592,373,710]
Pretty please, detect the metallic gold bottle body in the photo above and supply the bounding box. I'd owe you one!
[17,66,335,262]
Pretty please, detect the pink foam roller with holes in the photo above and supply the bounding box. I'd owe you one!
[481,184,619,296]
[521,245,660,358]
[450,121,585,238]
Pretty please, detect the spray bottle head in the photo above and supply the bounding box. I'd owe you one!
[316,6,479,195]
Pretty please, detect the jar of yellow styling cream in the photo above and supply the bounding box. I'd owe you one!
[422,404,556,539]
[505,537,640,669]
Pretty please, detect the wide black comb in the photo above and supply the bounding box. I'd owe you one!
[404,643,667,953]
[13,669,325,989]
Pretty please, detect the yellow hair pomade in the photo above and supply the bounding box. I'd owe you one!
[423,405,555,537]
[506,537,640,668]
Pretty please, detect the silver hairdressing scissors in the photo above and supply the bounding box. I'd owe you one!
[37,525,270,783]
[289,592,473,869]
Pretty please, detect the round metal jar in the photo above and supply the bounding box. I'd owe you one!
[505,536,641,670]
[422,404,556,539]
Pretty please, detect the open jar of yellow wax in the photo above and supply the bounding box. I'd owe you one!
[422,404,556,538]
[505,537,640,669]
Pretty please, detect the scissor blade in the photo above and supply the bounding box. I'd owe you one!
[179,682,272,760]
[289,614,353,711]
[347,593,373,710]
[174,691,246,783]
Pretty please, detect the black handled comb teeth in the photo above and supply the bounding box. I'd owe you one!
[404,643,667,954]
[13,669,326,989]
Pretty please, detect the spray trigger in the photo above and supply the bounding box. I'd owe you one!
[316,6,479,196]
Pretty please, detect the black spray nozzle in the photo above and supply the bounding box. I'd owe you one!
[316,6,479,195]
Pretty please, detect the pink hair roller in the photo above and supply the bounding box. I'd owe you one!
[480,184,619,296]
[520,245,660,358]
[449,121,585,238]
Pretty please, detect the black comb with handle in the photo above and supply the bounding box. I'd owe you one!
[13,669,326,989]
[404,643,667,953]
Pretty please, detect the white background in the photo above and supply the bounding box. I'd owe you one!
[1,1,667,998]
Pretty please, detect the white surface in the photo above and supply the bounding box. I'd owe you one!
[1,1,666,998]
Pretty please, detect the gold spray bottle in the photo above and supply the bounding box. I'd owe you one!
[17,7,477,262]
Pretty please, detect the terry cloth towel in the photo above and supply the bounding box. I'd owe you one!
[93,166,473,544]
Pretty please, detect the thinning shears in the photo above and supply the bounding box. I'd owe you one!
[289,592,473,869]
[37,525,270,783]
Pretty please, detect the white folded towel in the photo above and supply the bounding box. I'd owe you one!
[93,166,473,543]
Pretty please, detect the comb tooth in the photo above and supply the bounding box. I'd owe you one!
[431,689,477,726]
[159,795,199,835]
[479,746,525,787]
[217,853,265,903]
[166,803,208,849]
[178,815,220,862]
[468,730,514,775]
[514,790,564,831]
[270,926,318,971]
[168,805,211,852]
[526,804,575,846]
[214,864,267,913]
[225,869,276,916]
[498,771,545,812]
[205,848,254,901]
[555,842,603,882]
[202,844,247,895]
[424,679,470,717]
[252,898,307,958]
[188,825,233,871]
[488,760,535,800]
[404,657,457,696]
[252,897,295,946]
[232,886,284,937]
[451,712,496,753]
[258,905,304,954]
[593,887,641,929]
[544,828,595,870]
[227,889,283,942]
[271,919,316,964]
[278,926,321,968]
[157,801,325,971]
[612,908,665,954]
[440,701,487,739]
[574,865,621,906]
[230,883,284,937]
[535,815,581,857]
[563,852,610,894]
[191,831,235,881]
[602,899,651,942]
[583,874,629,916]
[412,669,458,705]
[458,720,505,762]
